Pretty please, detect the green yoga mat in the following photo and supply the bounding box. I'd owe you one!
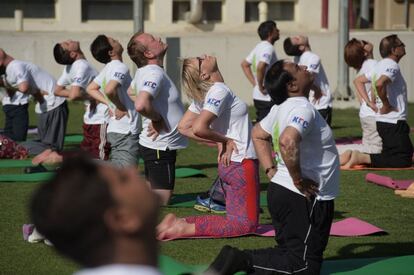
[0,159,34,168]
[168,192,268,208]
[159,255,414,275]
[175,168,205,178]
[0,167,204,182]
[64,135,84,143]
[0,172,54,182]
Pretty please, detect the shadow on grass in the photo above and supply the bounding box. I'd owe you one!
[322,242,414,274]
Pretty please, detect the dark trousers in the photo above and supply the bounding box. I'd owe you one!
[371,120,413,168]
[22,101,69,155]
[2,104,29,141]
[246,184,334,275]
[253,100,274,122]
[317,107,332,127]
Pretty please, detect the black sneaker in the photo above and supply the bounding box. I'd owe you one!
[205,245,253,275]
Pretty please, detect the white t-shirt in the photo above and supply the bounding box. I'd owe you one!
[5,60,65,114]
[260,97,340,200]
[365,58,408,124]
[132,64,188,150]
[93,60,140,135]
[188,82,256,162]
[295,51,332,110]
[1,91,29,106]
[245,40,278,102]
[358,59,377,118]
[57,59,107,125]
[74,264,161,275]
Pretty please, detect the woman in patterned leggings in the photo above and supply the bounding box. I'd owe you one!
[157,55,260,240]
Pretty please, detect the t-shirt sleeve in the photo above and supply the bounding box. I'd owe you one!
[92,70,104,87]
[71,65,94,89]
[258,45,274,65]
[202,86,228,117]
[305,54,321,74]
[259,105,279,134]
[285,107,314,137]
[245,49,254,64]
[11,63,30,85]
[109,64,130,86]
[188,100,202,114]
[137,69,162,98]
[379,61,399,82]
[57,68,70,86]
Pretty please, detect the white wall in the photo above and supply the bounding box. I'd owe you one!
[1,30,413,106]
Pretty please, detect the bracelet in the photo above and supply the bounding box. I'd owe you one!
[265,165,275,175]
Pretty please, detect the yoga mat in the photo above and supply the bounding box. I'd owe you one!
[0,172,54,182]
[365,173,413,190]
[329,217,385,237]
[167,192,268,208]
[175,168,206,178]
[158,254,414,275]
[161,218,385,241]
[0,159,33,168]
[335,137,363,145]
[64,135,84,143]
[341,165,414,171]
[0,167,203,182]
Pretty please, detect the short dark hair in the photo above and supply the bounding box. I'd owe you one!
[90,35,113,64]
[264,60,294,105]
[344,38,366,70]
[379,34,400,58]
[127,32,148,68]
[53,43,73,65]
[283,37,302,56]
[258,20,276,40]
[30,154,115,267]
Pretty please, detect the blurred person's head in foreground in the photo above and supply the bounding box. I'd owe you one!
[30,154,160,269]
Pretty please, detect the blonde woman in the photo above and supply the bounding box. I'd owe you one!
[157,55,260,239]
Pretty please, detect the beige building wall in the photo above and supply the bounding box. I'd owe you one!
[0,0,332,33]
[1,31,413,105]
[374,0,414,30]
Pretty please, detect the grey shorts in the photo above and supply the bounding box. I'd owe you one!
[107,132,139,167]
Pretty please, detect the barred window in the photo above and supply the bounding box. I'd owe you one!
[0,0,55,18]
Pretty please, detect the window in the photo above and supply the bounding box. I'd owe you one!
[81,0,150,21]
[0,0,55,18]
[245,1,294,22]
[173,0,222,23]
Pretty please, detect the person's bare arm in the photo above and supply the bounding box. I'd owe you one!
[256,61,268,94]
[178,110,215,145]
[354,74,377,111]
[375,75,397,114]
[252,123,276,180]
[279,126,318,198]
[86,82,108,105]
[54,84,85,101]
[104,80,127,112]
[241,60,256,87]
[193,110,238,166]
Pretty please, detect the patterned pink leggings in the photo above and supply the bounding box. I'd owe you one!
[185,159,260,236]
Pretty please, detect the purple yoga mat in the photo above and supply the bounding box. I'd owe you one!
[161,217,385,241]
[365,173,413,190]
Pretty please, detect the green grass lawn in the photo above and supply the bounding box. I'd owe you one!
[0,102,413,274]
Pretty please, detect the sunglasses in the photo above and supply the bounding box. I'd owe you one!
[196,57,204,73]
[395,42,405,48]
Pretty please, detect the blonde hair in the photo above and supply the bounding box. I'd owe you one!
[181,58,212,102]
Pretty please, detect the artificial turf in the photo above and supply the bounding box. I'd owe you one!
[0,101,413,274]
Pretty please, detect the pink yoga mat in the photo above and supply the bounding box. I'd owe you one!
[365,173,413,190]
[161,217,385,241]
[329,217,385,236]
